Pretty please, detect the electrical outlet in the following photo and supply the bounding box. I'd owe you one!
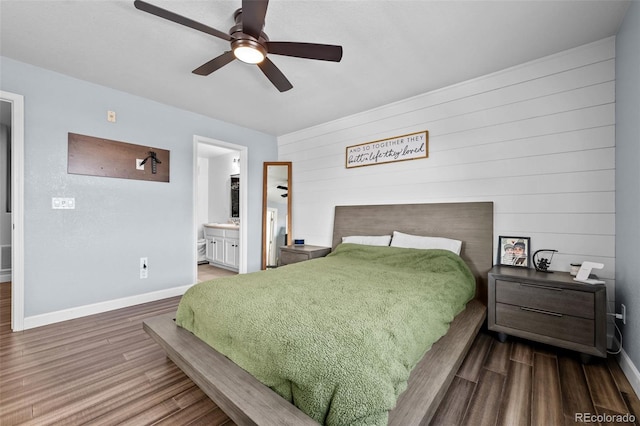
[140,257,148,279]
[622,304,626,324]
[136,159,145,170]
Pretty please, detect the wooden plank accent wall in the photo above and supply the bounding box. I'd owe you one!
[68,133,170,182]
[278,38,616,307]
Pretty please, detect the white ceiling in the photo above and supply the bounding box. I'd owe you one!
[0,0,630,136]
[198,142,236,158]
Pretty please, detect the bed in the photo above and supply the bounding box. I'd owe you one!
[143,201,494,425]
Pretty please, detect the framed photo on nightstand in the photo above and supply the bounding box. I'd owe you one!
[497,236,531,267]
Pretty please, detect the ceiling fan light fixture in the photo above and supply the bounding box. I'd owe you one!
[233,39,266,64]
[135,0,343,92]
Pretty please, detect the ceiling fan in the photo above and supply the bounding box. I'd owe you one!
[277,184,288,197]
[134,0,343,92]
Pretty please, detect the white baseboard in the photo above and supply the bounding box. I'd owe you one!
[615,337,640,399]
[22,285,194,330]
[0,271,11,283]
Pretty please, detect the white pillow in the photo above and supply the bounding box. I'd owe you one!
[390,231,462,255]
[342,235,392,246]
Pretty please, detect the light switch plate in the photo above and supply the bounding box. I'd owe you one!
[52,197,75,209]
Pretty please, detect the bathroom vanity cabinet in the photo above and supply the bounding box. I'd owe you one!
[204,225,239,272]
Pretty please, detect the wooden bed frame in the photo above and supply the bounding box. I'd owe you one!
[143,201,494,425]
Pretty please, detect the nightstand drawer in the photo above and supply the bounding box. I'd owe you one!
[496,303,594,346]
[280,251,310,265]
[495,279,595,319]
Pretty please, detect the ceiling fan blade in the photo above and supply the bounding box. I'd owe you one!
[134,0,231,42]
[257,58,293,92]
[241,0,269,39]
[192,51,236,76]
[267,42,343,62]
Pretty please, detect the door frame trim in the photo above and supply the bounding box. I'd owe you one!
[193,135,248,278]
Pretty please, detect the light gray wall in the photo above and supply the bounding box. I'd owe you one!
[615,0,640,374]
[0,56,277,317]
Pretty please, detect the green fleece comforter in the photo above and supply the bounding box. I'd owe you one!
[176,243,475,425]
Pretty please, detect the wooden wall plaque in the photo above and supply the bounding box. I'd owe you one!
[68,133,170,182]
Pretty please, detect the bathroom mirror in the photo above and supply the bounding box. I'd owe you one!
[230,174,240,218]
[262,162,292,269]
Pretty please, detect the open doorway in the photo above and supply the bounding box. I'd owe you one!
[1,101,12,283]
[0,91,24,331]
[0,101,11,332]
[193,136,248,282]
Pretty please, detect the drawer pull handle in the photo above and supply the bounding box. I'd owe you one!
[520,283,562,292]
[520,306,563,317]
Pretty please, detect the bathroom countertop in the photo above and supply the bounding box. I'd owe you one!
[204,223,240,230]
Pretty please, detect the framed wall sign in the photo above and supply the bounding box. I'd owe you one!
[345,130,428,169]
[497,236,531,267]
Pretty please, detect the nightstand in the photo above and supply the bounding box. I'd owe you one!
[279,245,332,266]
[488,266,607,359]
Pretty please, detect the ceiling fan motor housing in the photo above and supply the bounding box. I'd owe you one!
[230,8,269,63]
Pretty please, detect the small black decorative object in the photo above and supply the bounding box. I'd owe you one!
[139,151,162,174]
[533,249,557,272]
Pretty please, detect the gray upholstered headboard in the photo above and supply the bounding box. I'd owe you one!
[332,202,494,304]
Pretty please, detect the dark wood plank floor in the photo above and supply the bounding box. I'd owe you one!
[0,282,234,425]
[433,333,640,426]
[1,281,638,425]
